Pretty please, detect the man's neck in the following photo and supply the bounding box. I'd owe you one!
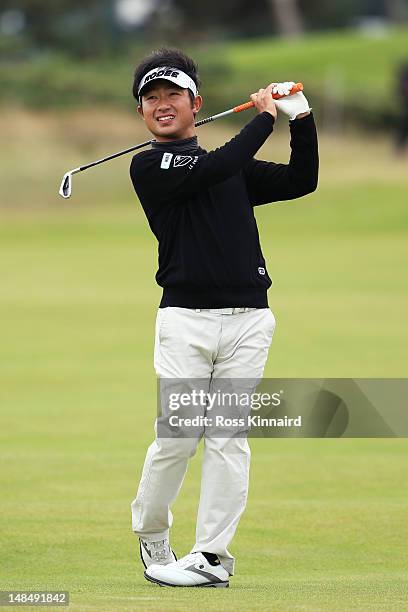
[152,135,199,152]
[155,127,196,143]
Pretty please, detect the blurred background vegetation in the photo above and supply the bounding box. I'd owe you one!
[0,0,408,129]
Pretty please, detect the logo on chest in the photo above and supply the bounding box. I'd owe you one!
[160,152,173,169]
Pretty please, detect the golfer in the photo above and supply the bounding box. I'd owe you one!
[129,48,318,588]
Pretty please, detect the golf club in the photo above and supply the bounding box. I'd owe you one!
[59,82,303,199]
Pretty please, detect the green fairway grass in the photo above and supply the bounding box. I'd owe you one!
[1,111,407,610]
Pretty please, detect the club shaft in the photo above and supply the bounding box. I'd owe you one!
[195,108,234,127]
[79,139,154,172]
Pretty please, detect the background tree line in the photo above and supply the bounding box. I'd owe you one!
[1,0,407,58]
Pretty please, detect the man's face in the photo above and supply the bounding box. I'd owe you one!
[137,80,202,142]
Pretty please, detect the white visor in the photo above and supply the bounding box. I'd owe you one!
[138,66,198,100]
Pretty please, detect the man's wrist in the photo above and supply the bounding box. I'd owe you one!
[295,111,311,119]
[259,110,276,125]
[263,110,276,119]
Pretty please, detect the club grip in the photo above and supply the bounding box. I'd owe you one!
[233,82,303,113]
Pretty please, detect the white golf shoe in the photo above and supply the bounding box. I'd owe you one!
[139,538,177,569]
[144,552,230,588]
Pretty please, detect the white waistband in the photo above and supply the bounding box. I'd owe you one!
[194,307,257,314]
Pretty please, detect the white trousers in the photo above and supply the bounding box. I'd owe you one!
[131,306,276,575]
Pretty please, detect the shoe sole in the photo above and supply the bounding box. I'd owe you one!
[144,570,229,588]
[139,541,177,569]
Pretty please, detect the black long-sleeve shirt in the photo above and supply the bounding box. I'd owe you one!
[130,111,318,308]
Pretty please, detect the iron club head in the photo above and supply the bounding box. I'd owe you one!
[59,168,81,199]
[59,172,73,199]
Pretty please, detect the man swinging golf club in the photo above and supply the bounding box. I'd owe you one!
[129,47,319,588]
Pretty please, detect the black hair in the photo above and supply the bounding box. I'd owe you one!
[132,47,201,104]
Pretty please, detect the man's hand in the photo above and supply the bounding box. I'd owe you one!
[272,82,311,120]
[251,82,311,121]
[250,84,277,119]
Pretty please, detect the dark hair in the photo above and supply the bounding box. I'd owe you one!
[132,47,201,103]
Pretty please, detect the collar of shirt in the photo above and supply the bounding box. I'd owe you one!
[152,135,199,154]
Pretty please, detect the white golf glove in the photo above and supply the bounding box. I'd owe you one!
[272,81,312,121]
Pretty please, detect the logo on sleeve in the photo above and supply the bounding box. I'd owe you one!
[160,152,173,169]
[258,267,266,275]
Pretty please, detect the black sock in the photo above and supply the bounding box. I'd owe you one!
[201,552,220,566]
